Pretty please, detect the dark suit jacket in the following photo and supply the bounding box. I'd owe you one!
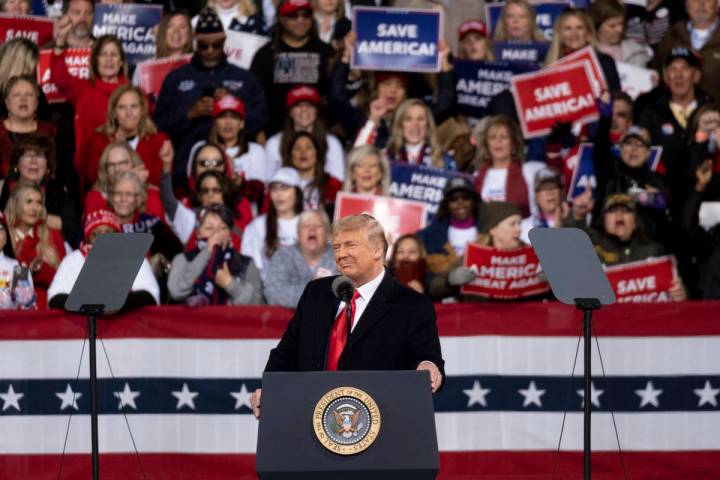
[265,272,445,387]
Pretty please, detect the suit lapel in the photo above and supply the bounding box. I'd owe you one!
[348,273,393,347]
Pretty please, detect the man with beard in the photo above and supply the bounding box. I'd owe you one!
[250,0,334,135]
[154,6,268,189]
[50,0,94,49]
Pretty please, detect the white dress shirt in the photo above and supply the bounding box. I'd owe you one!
[335,268,385,331]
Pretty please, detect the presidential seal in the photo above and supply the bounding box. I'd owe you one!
[312,387,381,455]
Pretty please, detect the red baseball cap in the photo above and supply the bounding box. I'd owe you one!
[458,20,487,40]
[212,95,246,118]
[286,85,320,109]
[279,0,312,16]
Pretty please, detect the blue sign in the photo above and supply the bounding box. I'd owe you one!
[567,144,597,201]
[389,163,472,219]
[493,41,550,64]
[486,1,571,40]
[93,3,162,65]
[454,59,538,119]
[352,7,441,73]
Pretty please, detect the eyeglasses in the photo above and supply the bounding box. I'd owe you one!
[285,10,312,20]
[197,40,224,51]
[111,191,137,200]
[107,159,131,170]
[448,193,472,203]
[199,186,223,195]
[197,158,224,169]
[614,111,630,118]
[20,153,46,162]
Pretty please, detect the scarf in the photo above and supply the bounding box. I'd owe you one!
[474,162,530,217]
[185,241,241,306]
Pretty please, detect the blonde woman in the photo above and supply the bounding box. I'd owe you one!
[156,11,194,58]
[193,0,267,35]
[493,0,546,42]
[85,141,165,219]
[472,115,545,218]
[5,183,65,308]
[385,99,455,170]
[82,84,172,191]
[544,8,621,90]
[313,0,350,45]
[341,145,390,195]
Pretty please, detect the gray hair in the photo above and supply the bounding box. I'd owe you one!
[298,208,331,234]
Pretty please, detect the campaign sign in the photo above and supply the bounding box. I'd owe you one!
[0,14,54,45]
[492,41,549,64]
[617,61,658,99]
[454,59,538,118]
[461,244,549,299]
[485,1,571,40]
[388,162,472,218]
[136,54,192,100]
[563,143,597,201]
[605,256,676,303]
[551,46,607,93]
[334,192,428,245]
[93,3,162,65]
[511,61,600,139]
[225,30,269,70]
[37,48,91,104]
[351,7,441,73]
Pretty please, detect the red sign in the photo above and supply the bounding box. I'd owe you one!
[0,14,54,45]
[605,256,676,303]
[511,60,600,139]
[334,192,428,245]
[136,54,192,99]
[551,46,607,93]
[461,244,550,299]
[37,48,91,104]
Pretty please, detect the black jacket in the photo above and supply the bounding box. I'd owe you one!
[264,272,445,388]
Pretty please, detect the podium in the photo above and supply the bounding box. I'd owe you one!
[256,370,439,479]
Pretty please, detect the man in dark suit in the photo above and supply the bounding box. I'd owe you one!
[252,214,444,417]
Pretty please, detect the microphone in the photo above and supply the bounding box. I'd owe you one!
[331,276,355,369]
[331,276,354,303]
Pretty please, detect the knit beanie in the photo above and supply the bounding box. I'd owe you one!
[478,201,522,233]
[195,7,224,35]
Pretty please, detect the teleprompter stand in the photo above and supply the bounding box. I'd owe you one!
[64,233,153,480]
[529,228,615,480]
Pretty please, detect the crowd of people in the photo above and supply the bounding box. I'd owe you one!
[0,0,718,310]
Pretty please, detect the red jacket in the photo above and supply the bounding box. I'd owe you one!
[0,121,57,177]
[51,51,126,188]
[80,131,168,191]
[14,224,65,309]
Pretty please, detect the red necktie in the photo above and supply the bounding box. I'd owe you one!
[326,290,360,371]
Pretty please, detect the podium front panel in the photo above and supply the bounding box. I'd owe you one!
[256,370,439,479]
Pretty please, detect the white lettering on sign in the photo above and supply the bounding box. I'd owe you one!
[6,29,38,42]
[617,276,656,295]
[534,82,572,102]
[376,23,418,38]
[357,40,435,56]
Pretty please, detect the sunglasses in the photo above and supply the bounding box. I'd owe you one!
[285,10,312,20]
[197,40,224,51]
[197,158,224,168]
